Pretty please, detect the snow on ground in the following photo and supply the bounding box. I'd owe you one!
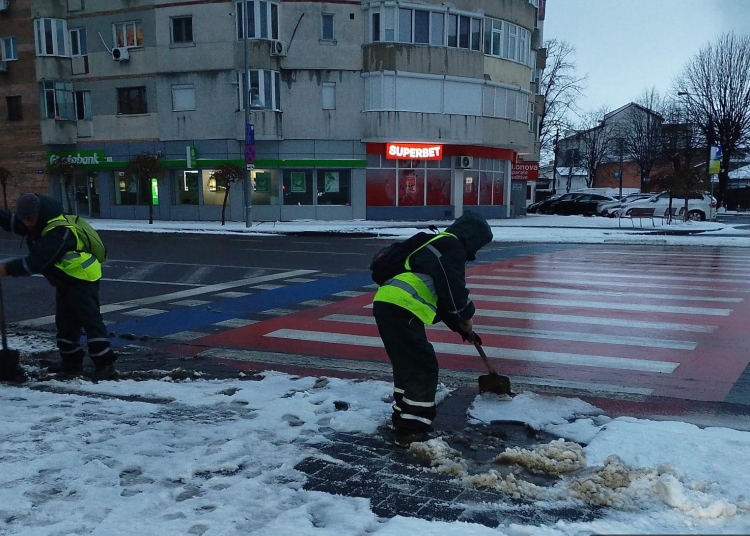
[87,214,750,247]
[2,356,750,535]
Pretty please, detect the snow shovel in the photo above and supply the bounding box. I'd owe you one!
[471,337,512,396]
[0,278,23,382]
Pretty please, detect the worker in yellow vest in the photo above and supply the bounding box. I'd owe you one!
[0,193,117,381]
[373,212,493,447]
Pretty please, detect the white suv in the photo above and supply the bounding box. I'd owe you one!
[615,192,717,221]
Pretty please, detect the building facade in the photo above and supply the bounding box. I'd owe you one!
[0,0,544,221]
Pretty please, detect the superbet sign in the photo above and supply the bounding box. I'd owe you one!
[386,142,443,160]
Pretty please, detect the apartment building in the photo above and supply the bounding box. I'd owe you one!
[0,0,544,222]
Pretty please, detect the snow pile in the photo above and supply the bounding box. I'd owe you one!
[495,438,586,476]
[463,471,545,501]
[409,438,467,476]
[656,473,749,519]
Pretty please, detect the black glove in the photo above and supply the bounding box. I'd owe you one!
[461,331,482,345]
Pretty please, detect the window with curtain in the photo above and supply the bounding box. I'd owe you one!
[41,81,75,120]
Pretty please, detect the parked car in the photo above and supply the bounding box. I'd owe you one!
[614,192,717,221]
[597,193,653,217]
[527,193,563,214]
[536,193,585,214]
[547,194,618,216]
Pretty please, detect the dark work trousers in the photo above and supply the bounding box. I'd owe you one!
[55,280,116,367]
[373,301,438,434]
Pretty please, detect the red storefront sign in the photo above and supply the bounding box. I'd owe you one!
[386,142,443,160]
[511,162,539,181]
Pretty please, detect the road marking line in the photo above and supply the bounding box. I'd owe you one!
[467,283,743,303]
[122,308,166,317]
[178,266,214,285]
[120,263,163,281]
[17,269,318,328]
[169,299,212,307]
[198,348,654,396]
[507,260,750,276]
[492,267,747,285]
[213,319,258,328]
[322,314,697,350]
[469,275,750,293]
[471,294,732,316]
[265,329,679,373]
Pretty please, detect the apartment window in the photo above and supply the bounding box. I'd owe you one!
[1,37,17,61]
[41,81,75,120]
[117,86,147,115]
[322,82,335,110]
[69,28,87,56]
[321,13,334,41]
[447,14,457,47]
[172,84,195,111]
[239,69,281,111]
[113,21,143,48]
[34,19,69,57]
[371,13,380,42]
[429,12,444,46]
[171,17,193,44]
[398,8,411,43]
[447,14,480,51]
[236,1,280,41]
[74,90,92,120]
[484,18,531,65]
[6,96,22,121]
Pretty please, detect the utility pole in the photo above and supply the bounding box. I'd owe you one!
[618,138,623,200]
[552,130,559,195]
[243,4,252,228]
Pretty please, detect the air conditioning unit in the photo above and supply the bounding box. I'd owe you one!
[0,0,9,12]
[0,61,6,73]
[112,47,130,61]
[456,156,473,169]
[270,40,287,57]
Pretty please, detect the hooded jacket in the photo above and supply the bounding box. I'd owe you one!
[374,212,493,329]
[0,194,81,285]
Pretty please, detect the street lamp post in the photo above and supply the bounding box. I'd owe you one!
[243,5,252,228]
[552,130,559,195]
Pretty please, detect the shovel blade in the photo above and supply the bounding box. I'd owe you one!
[478,372,512,396]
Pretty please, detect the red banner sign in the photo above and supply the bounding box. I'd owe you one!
[511,162,539,181]
[386,143,443,160]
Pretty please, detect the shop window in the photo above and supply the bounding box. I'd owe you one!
[171,16,193,44]
[6,96,22,122]
[41,81,75,120]
[117,86,147,115]
[113,21,143,48]
[34,18,69,57]
[426,171,451,205]
[282,169,313,205]
[463,172,479,206]
[398,168,425,206]
[366,169,396,206]
[203,170,226,205]
[115,172,152,206]
[479,172,493,205]
[252,170,280,205]
[175,170,200,205]
[316,170,350,205]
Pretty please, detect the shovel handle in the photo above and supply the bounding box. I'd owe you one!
[473,340,496,375]
[0,279,6,351]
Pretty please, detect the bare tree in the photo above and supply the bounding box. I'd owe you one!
[45,157,80,213]
[576,108,615,188]
[125,153,163,225]
[618,89,667,190]
[211,163,244,226]
[538,39,587,158]
[0,167,15,209]
[675,32,750,207]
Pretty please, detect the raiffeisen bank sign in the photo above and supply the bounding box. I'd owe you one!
[48,150,106,166]
[385,142,443,160]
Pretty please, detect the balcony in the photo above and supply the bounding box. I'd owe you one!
[41,119,77,145]
[363,44,484,79]
[239,109,282,141]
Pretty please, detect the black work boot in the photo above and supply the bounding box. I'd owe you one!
[394,430,430,448]
[90,361,118,382]
[44,360,84,377]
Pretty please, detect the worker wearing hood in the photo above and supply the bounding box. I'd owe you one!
[372,212,493,447]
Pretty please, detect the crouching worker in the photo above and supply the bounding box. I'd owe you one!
[372,212,493,447]
[0,193,117,381]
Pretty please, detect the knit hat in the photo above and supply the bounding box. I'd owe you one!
[15,193,40,220]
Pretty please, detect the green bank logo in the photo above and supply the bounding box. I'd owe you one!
[48,150,106,166]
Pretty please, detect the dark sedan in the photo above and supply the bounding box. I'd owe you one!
[537,193,585,214]
[546,194,617,216]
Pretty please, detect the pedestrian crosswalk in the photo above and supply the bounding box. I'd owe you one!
[194,245,750,403]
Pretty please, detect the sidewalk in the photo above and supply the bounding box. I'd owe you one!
[89,213,750,246]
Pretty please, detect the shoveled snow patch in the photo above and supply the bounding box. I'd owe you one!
[495,438,586,476]
[468,392,609,444]
[5,332,56,355]
[409,438,467,476]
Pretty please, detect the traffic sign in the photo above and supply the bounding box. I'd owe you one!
[245,124,255,146]
[245,144,256,164]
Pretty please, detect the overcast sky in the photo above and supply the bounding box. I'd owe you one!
[544,0,750,118]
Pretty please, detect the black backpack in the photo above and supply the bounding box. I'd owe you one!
[370,230,439,286]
